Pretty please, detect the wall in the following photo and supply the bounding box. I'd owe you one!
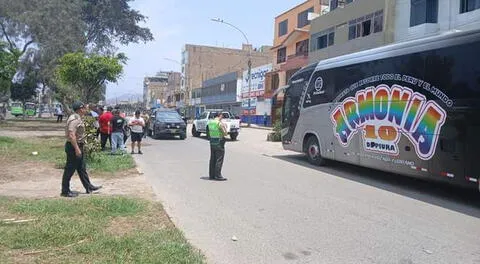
[182,44,272,105]
[309,0,395,63]
[395,0,480,42]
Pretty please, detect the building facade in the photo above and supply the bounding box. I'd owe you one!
[309,0,396,63]
[265,0,328,123]
[165,71,182,108]
[181,44,272,118]
[395,0,480,42]
[196,72,242,117]
[143,73,168,108]
[241,63,273,125]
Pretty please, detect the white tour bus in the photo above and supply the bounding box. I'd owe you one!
[281,29,480,191]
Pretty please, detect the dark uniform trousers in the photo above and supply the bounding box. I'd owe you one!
[209,138,225,179]
[100,133,111,150]
[61,142,93,193]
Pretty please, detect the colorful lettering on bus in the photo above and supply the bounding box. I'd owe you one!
[330,84,447,160]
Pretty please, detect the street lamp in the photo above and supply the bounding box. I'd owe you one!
[210,18,252,127]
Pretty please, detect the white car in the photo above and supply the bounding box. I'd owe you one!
[192,110,240,141]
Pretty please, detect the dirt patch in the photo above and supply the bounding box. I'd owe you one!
[0,130,64,138]
[106,204,174,237]
[0,161,60,184]
[0,165,154,200]
[0,119,157,201]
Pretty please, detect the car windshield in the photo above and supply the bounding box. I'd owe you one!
[156,111,182,122]
[11,103,21,107]
[25,103,35,109]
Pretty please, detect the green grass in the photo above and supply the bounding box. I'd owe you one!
[89,152,136,172]
[0,136,65,166]
[0,196,205,264]
[0,136,135,173]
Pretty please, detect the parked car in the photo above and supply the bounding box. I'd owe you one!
[192,110,240,140]
[147,109,187,139]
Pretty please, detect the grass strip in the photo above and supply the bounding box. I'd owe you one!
[0,196,205,264]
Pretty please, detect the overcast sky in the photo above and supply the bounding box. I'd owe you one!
[106,0,304,100]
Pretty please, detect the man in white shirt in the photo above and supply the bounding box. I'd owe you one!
[128,110,145,154]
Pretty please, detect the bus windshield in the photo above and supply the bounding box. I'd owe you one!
[282,88,293,127]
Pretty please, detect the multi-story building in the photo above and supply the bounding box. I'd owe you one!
[196,72,242,116]
[395,0,480,42]
[265,0,328,123]
[143,71,182,109]
[308,0,396,63]
[143,74,168,108]
[181,44,272,118]
[165,71,182,108]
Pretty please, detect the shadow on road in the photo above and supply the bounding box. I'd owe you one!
[193,135,239,142]
[272,154,480,219]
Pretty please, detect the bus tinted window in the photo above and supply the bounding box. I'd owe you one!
[425,41,480,103]
[303,69,335,107]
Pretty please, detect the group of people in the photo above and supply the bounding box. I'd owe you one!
[92,106,148,155]
[61,101,230,198]
[60,101,148,197]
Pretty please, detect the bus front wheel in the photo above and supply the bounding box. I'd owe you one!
[305,136,326,166]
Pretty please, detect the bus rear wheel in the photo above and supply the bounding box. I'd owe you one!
[305,136,326,166]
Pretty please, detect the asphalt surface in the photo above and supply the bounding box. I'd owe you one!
[134,125,480,264]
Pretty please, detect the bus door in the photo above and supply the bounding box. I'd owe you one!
[465,113,480,186]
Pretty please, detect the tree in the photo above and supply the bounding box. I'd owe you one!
[1,0,153,104]
[0,41,19,96]
[82,0,154,52]
[56,52,126,103]
[10,64,39,107]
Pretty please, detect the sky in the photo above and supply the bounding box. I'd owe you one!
[106,0,305,100]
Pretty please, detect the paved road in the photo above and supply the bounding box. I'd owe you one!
[134,126,480,264]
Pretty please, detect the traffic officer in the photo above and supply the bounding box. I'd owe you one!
[208,112,228,181]
[61,101,102,197]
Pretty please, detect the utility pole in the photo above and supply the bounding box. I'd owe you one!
[210,18,252,127]
[247,57,252,127]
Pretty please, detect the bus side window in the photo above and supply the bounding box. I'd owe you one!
[303,70,334,108]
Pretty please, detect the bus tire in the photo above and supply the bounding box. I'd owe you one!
[305,136,326,166]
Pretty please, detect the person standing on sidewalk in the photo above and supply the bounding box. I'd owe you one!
[110,109,127,155]
[99,106,113,150]
[61,101,102,197]
[129,110,145,154]
[208,112,228,181]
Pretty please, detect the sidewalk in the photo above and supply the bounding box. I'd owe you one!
[240,123,272,130]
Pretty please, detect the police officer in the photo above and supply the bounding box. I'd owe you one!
[61,101,102,197]
[208,112,228,181]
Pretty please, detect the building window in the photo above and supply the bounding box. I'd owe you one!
[298,7,314,28]
[410,0,438,27]
[277,47,286,63]
[311,27,335,51]
[348,10,383,40]
[330,0,353,11]
[278,20,288,37]
[373,10,384,33]
[460,0,480,13]
[295,39,309,56]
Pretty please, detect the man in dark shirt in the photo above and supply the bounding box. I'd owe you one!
[110,109,126,155]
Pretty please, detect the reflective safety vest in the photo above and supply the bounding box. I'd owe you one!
[208,119,223,145]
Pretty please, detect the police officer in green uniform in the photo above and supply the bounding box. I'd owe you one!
[208,112,228,181]
[61,101,102,197]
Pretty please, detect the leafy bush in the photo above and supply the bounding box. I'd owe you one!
[267,108,282,142]
[83,115,100,159]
